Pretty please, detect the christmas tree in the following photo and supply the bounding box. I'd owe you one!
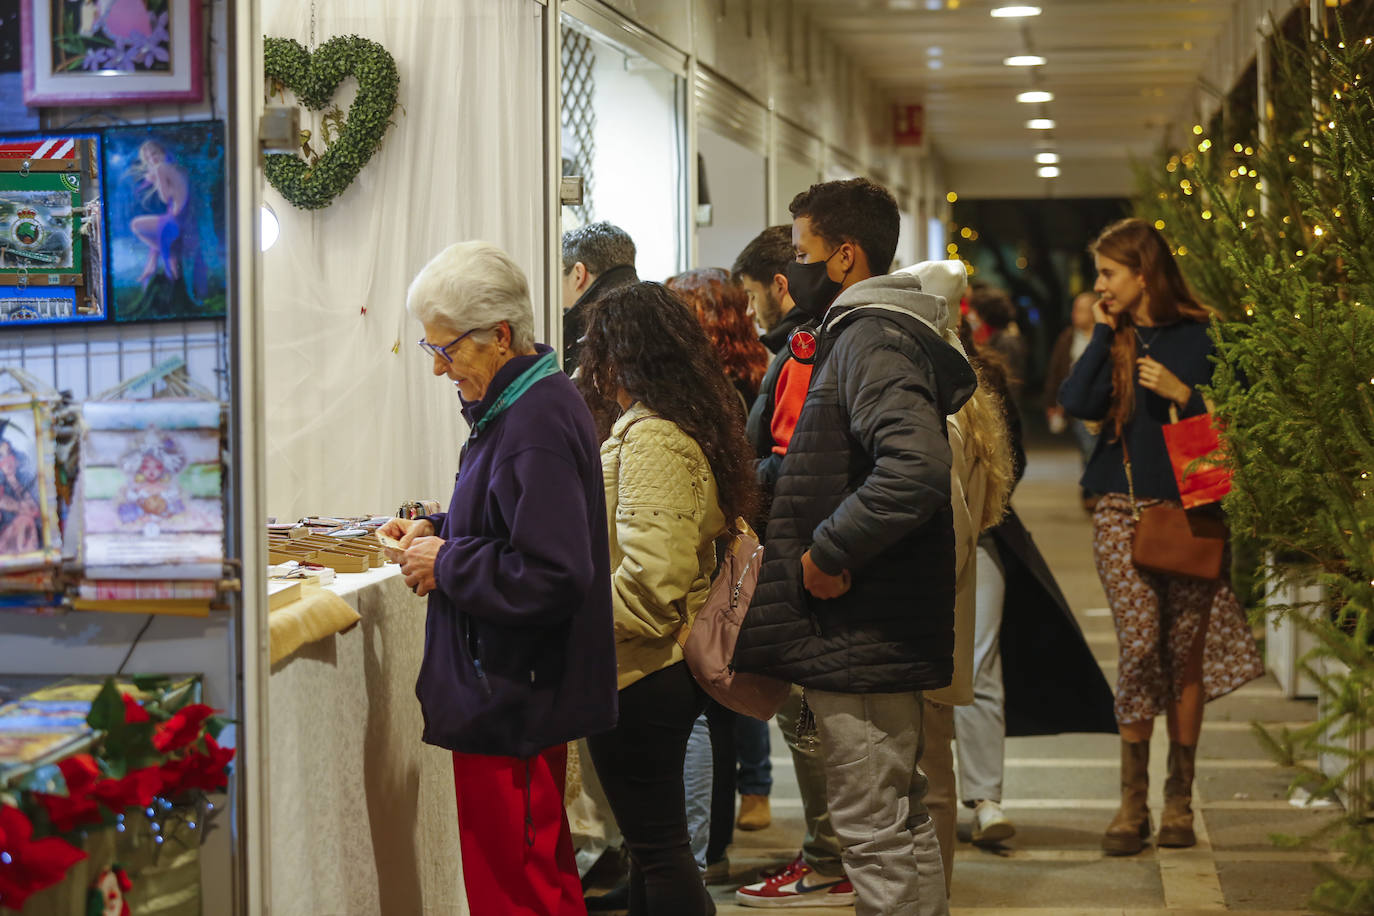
[1137,6,1374,913]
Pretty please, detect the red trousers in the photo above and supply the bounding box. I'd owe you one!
[452,745,586,916]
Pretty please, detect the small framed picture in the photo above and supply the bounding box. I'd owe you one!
[0,394,61,573]
[102,120,225,322]
[21,0,203,107]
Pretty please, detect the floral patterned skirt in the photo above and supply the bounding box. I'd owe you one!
[1091,493,1265,726]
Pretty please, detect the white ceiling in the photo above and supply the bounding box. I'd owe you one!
[794,0,1246,198]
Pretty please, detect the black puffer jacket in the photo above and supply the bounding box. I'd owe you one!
[732,275,977,693]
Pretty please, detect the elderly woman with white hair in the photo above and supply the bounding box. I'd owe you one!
[379,241,617,916]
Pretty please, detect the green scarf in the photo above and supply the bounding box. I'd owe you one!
[469,350,561,439]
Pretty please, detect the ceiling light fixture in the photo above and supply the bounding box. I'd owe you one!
[1026,118,1055,129]
[1035,152,1059,164]
[991,5,1042,17]
[1038,166,1060,178]
[1017,90,1054,103]
[1004,55,1046,66]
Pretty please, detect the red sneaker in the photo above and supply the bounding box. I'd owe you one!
[735,857,854,908]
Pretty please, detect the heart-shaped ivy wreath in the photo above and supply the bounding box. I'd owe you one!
[263,35,399,210]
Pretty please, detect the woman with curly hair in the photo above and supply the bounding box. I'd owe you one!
[578,281,759,916]
[666,268,770,407]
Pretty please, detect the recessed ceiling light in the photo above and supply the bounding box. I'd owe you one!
[991,5,1042,17]
[927,46,943,57]
[1017,90,1054,103]
[1035,152,1059,164]
[1004,55,1046,66]
[1038,166,1060,178]
[927,59,944,69]
[1026,118,1055,129]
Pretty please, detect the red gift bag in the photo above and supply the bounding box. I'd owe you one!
[1162,407,1232,509]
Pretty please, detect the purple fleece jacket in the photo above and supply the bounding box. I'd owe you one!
[414,345,617,758]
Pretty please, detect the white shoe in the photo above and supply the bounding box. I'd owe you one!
[971,799,1015,846]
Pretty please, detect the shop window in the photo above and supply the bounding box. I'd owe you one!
[560,17,686,282]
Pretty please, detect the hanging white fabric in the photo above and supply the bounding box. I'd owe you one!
[261,0,546,523]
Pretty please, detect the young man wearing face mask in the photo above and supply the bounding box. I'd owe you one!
[732,178,977,916]
[731,226,854,906]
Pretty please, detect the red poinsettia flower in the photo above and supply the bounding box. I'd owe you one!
[161,735,236,796]
[151,704,214,753]
[90,765,165,815]
[120,693,150,724]
[33,755,103,833]
[0,803,87,910]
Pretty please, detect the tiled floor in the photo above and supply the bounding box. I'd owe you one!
[703,445,1332,914]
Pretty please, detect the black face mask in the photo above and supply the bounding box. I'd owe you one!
[785,247,846,319]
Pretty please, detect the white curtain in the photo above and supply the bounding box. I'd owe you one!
[261,0,546,522]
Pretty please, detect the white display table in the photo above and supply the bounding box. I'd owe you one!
[267,565,466,915]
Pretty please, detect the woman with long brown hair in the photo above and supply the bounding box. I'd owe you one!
[578,281,758,916]
[666,267,771,407]
[1060,218,1263,856]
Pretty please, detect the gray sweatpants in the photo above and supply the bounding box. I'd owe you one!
[808,688,950,916]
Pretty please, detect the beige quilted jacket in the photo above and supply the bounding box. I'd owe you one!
[601,403,727,690]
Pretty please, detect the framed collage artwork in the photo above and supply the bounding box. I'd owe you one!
[20,0,203,106]
[0,131,107,326]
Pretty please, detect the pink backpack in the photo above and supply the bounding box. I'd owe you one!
[677,519,790,720]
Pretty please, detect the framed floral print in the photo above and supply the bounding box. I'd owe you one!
[21,0,203,106]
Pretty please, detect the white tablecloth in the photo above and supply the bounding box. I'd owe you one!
[267,566,466,915]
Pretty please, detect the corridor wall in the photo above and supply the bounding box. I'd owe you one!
[260,0,547,522]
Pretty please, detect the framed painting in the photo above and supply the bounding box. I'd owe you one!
[0,394,61,574]
[101,120,225,322]
[21,0,203,106]
[0,131,108,326]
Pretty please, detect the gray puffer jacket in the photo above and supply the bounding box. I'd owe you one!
[731,274,977,693]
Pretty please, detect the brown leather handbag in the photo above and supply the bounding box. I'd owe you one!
[1124,442,1228,580]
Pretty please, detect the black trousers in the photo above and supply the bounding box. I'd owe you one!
[704,700,737,865]
[588,661,715,916]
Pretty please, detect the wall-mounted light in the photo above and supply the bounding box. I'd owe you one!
[1026,118,1055,129]
[1038,166,1060,178]
[1004,55,1046,66]
[260,203,280,252]
[1035,152,1060,164]
[991,5,1042,17]
[1017,90,1054,103]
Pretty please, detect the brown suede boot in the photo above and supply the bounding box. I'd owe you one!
[1158,742,1197,847]
[1102,739,1152,855]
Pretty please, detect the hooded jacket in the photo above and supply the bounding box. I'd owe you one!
[732,273,978,693]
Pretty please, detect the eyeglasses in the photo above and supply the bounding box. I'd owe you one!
[418,327,480,363]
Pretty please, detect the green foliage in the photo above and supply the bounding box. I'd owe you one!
[1138,10,1374,913]
[263,35,401,210]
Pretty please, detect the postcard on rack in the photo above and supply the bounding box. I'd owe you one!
[80,399,223,576]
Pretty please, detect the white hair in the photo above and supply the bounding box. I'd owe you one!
[406,241,536,351]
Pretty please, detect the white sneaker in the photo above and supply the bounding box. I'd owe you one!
[971,799,1015,846]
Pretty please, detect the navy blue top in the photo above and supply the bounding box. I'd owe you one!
[414,345,618,758]
[1058,321,1213,501]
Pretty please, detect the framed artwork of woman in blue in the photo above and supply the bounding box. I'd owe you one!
[101,120,226,322]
